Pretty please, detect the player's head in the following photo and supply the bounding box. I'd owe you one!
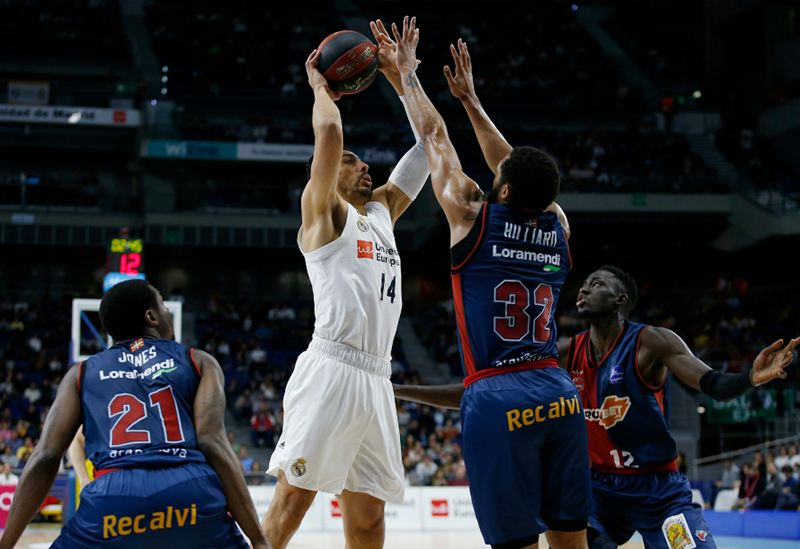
[576,265,638,321]
[99,279,174,342]
[306,150,372,205]
[487,146,560,211]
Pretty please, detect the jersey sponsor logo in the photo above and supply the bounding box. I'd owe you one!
[103,504,197,539]
[506,395,581,431]
[491,245,562,267]
[118,346,158,367]
[357,240,373,259]
[524,218,538,228]
[584,395,631,429]
[695,530,707,542]
[610,364,624,384]
[431,499,448,516]
[291,457,307,477]
[129,338,145,352]
[662,513,696,549]
[357,218,369,232]
[331,499,342,517]
[374,242,400,267]
[100,359,176,381]
[572,377,584,391]
[492,350,552,368]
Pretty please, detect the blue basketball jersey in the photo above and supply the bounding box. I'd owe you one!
[451,203,571,385]
[567,322,678,472]
[79,338,207,471]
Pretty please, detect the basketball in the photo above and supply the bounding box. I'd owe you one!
[317,30,379,94]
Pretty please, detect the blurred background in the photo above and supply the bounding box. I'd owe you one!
[0,0,799,529]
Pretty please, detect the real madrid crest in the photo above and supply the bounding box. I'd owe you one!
[291,458,307,477]
[357,218,369,232]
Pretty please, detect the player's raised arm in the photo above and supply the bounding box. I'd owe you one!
[301,49,347,251]
[193,350,271,549]
[369,19,430,223]
[0,365,83,549]
[393,16,483,246]
[444,39,512,175]
[641,326,800,400]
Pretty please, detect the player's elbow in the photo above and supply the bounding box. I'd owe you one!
[420,118,446,143]
[314,116,342,137]
[196,431,228,458]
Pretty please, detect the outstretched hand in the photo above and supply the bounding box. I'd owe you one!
[444,38,475,101]
[751,337,800,386]
[371,19,420,75]
[392,16,419,75]
[305,49,342,101]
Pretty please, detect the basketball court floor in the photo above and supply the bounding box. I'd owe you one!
[9,526,797,548]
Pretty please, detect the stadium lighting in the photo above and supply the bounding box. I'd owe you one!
[697,406,706,414]
[162,66,169,73]
[693,90,702,99]
[572,4,578,10]
[161,88,168,95]
[150,100,158,106]
[68,112,81,124]
[162,76,168,83]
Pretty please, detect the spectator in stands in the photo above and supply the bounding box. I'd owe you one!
[775,446,791,469]
[0,463,18,486]
[751,463,783,509]
[248,343,267,364]
[0,446,18,468]
[775,465,800,510]
[23,382,41,404]
[714,458,740,503]
[6,432,22,454]
[238,446,254,473]
[234,388,254,422]
[789,445,800,469]
[733,463,762,510]
[227,432,241,454]
[16,437,34,464]
[250,402,275,448]
[415,454,438,486]
[448,459,469,486]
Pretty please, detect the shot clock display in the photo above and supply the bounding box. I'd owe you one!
[103,237,146,292]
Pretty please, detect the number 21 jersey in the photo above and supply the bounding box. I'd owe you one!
[451,203,571,386]
[79,338,207,470]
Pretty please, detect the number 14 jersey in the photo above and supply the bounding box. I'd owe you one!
[451,203,571,386]
[79,338,207,471]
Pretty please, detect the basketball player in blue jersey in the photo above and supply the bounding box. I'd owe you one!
[391,17,591,549]
[0,280,270,549]
[395,264,799,549]
[566,266,797,549]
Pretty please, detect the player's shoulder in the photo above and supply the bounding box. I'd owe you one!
[638,325,683,353]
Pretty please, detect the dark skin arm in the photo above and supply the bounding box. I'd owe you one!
[0,366,82,549]
[637,327,799,394]
[193,350,270,549]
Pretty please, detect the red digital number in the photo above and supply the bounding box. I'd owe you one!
[493,281,554,343]
[108,387,184,447]
[120,253,141,275]
[108,394,151,447]
[494,280,530,341]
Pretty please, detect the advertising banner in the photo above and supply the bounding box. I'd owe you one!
[8,81,49,105]
[0,105,140,126]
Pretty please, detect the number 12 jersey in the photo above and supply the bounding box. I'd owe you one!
[451,203,571,386]
[78,338,207,471]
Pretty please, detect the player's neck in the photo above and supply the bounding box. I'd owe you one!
[588,315,626,359]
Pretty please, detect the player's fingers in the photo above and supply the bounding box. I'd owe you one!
[464,42,472,67]
[391,21,401,43]
[444,65,455,84]
[402,15,408,38]
[377,20,392,42]
[411,16,416,34]
[766,339,785,354]
[414,28,420,47]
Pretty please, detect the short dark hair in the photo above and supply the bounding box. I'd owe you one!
[500,146,560,211]
[598,265,638,317]
[99,279,159,342]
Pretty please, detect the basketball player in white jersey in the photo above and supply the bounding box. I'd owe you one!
[262,22,430,549]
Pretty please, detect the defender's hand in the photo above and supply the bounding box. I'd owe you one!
[305,49,342,101]
[372,19,420,75]
[444,39,476,101]
[750,337,800,386]
[392,16,420,75]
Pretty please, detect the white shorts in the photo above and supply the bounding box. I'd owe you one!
[267,337,404,504]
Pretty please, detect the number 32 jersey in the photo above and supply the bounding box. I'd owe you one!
[451,203,571,386]
[79,338,208,471]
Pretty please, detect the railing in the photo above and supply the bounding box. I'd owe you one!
[694,433,800,467]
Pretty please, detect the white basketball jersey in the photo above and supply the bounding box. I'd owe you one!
[299,201,402,360]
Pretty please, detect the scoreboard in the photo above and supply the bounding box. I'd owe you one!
[103,237,145,292]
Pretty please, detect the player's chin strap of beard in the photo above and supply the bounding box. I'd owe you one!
[390,96,430,201]
[699,368,757,402]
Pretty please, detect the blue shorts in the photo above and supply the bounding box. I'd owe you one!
[52,462,249,549]
[590,469,717,549]
[461,367,591,547]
